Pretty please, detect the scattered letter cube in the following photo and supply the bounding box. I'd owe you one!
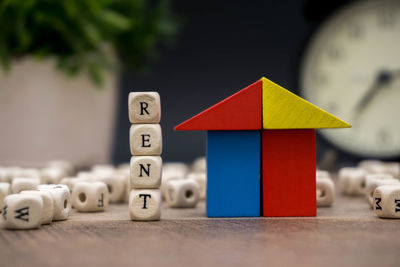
[129,92,161,124]
[316,177,334,207]
[2,194,43,230]
[165,179,200,208]
[39,186,71,221]
[187,172,206,200]
[72,182,109,212]
[11,177,40,193]
[21,190,54,224]
[373,184,400,218]
[129,189,161,221]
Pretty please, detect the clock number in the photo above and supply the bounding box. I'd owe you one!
[347,23,364,39]
[377,130,390,145]
[377,9,395,27]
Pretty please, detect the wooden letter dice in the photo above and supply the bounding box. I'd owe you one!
[130,124,162,156]
[365,174,399,207]
[316,177,335,207]
[2,194,43,229]
[11,177,40,193]
[39,186,71,221]
[187,172,206,200]
[0,183,10,209]
[165,179,200,208]
[373,184,400,218]
[129,92,161,124]
[129,189,161,221]
[338,167,366,195]
[130,156,162,189]
[21,190,54,224]
[72,182,109,212]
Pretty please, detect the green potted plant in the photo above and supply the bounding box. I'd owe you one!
[0,0,178,167]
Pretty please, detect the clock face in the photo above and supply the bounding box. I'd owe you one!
[301,0,400,158]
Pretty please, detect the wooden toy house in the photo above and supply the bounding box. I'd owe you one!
[175,78,350,217]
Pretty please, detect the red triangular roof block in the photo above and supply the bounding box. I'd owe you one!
[175,80,262,130]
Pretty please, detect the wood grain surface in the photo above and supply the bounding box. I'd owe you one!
[0,189,399,267]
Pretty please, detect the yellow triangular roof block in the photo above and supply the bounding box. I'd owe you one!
[262,77,351,129]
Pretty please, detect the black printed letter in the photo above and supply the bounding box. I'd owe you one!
[395,199,400,212]
[141,134,151,147]
[15,206,29,222]
[139,164,151,177]
[139,194,151,209]
[375,197,382,210]
[140,102,150,115]
[98,193,104,207]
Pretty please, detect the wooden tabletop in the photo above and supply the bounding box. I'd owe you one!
[0,191,399,267]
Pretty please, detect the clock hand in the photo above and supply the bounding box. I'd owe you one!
[353,70,393,116]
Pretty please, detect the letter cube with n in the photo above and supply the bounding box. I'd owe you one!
[130,124,162,156]
[129,92,161,124]
[129,189,161,221]
[373,184,400,218]
[130,156,162,189]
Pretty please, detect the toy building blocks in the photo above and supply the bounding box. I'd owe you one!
[175,77,350,217]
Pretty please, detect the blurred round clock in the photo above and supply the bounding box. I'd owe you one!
[300,0,400,158]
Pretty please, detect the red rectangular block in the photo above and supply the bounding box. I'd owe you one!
[262,129,316,217]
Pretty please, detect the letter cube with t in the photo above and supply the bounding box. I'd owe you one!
[130,124,162,156]
[129,189,161,221]
[72,182,109,212]
[130,156,162,189]
[2,194,43,229]
[373,184,400,218]
[129,92,161,124]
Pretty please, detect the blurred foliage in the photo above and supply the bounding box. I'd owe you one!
[0,0,179,86]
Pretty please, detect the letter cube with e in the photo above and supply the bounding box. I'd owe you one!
[130,124,162,156]
[129,92,161,124]
[21,190,54,224]
[165,179,200,208]
[2,194,43,229]
[130,156,162,189]
[373,184,400,218]
[72,182,109,212]
[129,189,161,221]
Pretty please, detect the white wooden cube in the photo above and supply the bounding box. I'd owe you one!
[191,157,206,172]
[47,160,75,176]
[72,182,109,212]
[59,177,80,192]
[316,177,335,207]
[11,177,40,193]
[2,194,43,229]
[130,156,162,189]
[365,174,399,207]
[316,170,331,179]
[95,174,125,203]
[163,162,189,178]
[382,162,400,178]
[187,172,206,200]
[129,92,161,124]
[129,189,161,221]
[165,179,200,208]
[40,167,67,184]
[4,167,22,183]
[0,183,10,210]
[373,184,400,218]
[39,186,71,221]
[338,167,366,195]
[21,190,54,224]
[20,168,41,179]
[130,124,162,156]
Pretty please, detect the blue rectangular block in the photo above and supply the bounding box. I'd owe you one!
[206,130,260,217]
